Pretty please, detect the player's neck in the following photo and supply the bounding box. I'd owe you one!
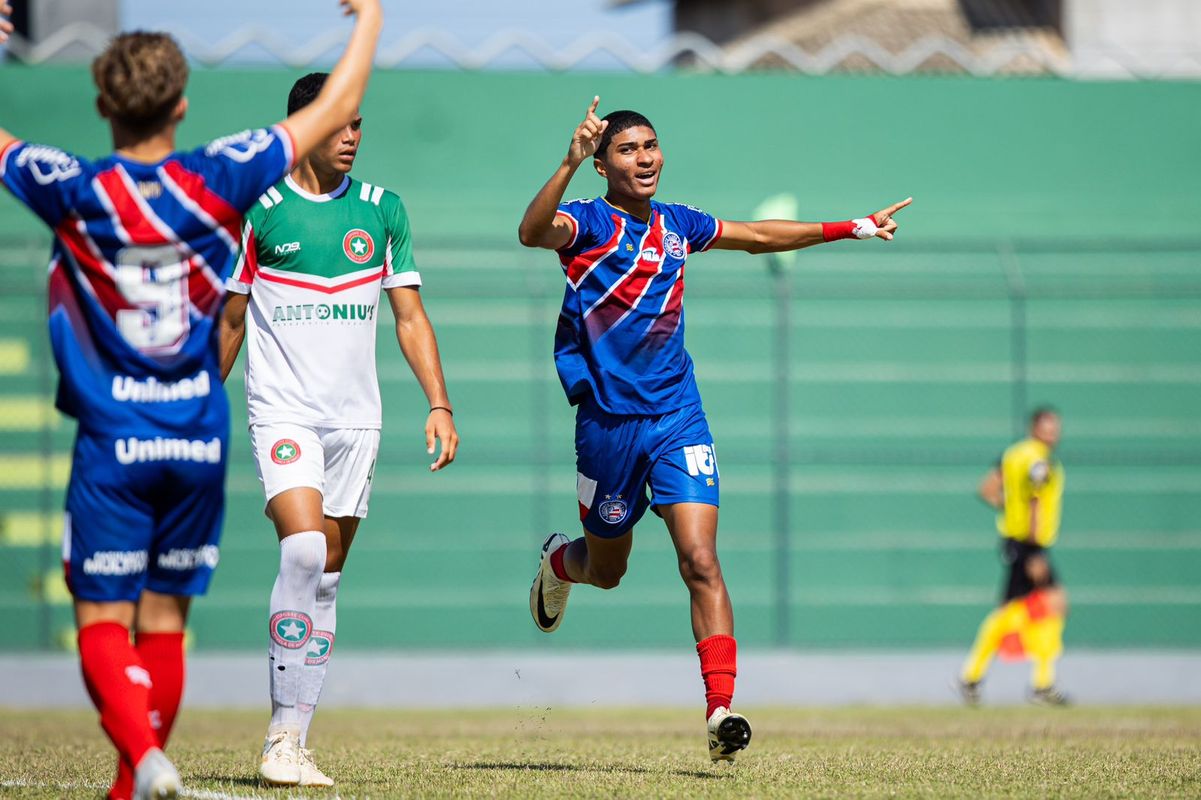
[291,160,346,196]
[110,123,176,164]
[604,192,652,223]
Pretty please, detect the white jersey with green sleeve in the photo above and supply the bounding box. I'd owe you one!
[226,174,421,428]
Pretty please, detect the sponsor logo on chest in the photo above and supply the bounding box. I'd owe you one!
[114,437,222,465]
[111,371,211,403]
[270,303,376,323]
[273,241,302,256]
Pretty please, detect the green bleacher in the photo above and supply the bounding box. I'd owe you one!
[2,69,1198,650]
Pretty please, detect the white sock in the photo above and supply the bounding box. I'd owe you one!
[298,570,340,747]
[268,531,327,730]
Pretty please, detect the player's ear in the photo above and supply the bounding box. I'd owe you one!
[593,156,606,179]
[95,95,111,120]
[172,96,188,124]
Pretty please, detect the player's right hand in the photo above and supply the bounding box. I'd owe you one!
[339,0,381,17]
[0,4,14,46]
[567,96,608,167]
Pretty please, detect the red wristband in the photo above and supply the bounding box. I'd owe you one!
[821,220,856,242]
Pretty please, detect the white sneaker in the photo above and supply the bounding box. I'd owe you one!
[133,748,180,800]
[529,533,572,633]
[259,726,301,786]
[299,747,335,788]
[707,706,752,763]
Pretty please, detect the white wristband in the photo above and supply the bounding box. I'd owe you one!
[852,217,878,239]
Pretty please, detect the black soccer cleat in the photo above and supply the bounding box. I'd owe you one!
[707,707,752,763]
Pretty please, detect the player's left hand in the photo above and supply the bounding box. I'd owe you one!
[0,4,15,45]
[867,197,913,241]
[426,408,458,471]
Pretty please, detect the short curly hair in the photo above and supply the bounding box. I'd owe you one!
[92,31,189,134]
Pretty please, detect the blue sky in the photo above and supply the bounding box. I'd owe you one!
[121,0,672,69]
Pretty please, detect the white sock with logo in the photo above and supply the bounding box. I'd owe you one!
[298,570,340,747]
[268,531,327,731]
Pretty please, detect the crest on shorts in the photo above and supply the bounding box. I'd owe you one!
[342,228,375,264]
[599,497,629,525]
[271,439,301,465]
[270,610,311,649]
[663,231,686,259]
[305,631,334,665]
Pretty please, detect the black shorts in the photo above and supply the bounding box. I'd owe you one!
[1000,539,1058,603]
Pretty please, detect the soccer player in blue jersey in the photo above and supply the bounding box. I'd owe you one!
[0,2,382,798]
[519,97,911,762]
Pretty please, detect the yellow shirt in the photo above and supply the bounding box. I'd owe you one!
[997,438,1064,547]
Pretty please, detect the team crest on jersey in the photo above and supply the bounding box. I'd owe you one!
[663,232,686,258]
[269,611,311,649]
[305,631,334,665]
[343,228,375,264]
[599,497,629,524]
[271,439,301,465]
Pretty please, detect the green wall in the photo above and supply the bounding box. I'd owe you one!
[1,68,1199,651]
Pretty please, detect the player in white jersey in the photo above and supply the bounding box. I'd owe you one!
[219,72,458,788]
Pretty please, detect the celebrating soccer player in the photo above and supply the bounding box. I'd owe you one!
[0,2,383,798]
[518,97,911,762]
[218,72,457,788]
[959,407,1070,706]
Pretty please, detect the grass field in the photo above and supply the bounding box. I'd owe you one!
[2,707,1199,799]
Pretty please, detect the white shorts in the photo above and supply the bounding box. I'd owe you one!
[249,423,380,519]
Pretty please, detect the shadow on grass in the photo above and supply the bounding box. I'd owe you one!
[454,762,724,780]
[189,774,263,788]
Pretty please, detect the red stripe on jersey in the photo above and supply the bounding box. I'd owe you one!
[159,161,242,245]
[555,210,579,249]
[188,256,222,315]
[94,169,165,245]
[255,267,385,295]
[562,214,625,289]
[234,224,259,284]
[645,270,685,347]
[54,218,132,316]
[584,213,664,340]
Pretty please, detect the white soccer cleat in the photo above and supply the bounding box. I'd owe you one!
[132,748,181,800]
[529,532,572,633]
[259,726,302,786]
[298,747,335,787]
[707,706,752,763]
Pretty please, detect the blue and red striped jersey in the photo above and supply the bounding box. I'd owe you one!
[1,127,294,433]
[553,196,722,415]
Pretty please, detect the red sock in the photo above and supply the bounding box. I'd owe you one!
[107,632,186,800]
[137,632,186,745]
[78,622,160,779]
[697,634,737,719]
[549,542,577,583]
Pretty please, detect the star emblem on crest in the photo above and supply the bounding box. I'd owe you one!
[307,638,329,657]
[278,620,305,640]
[351,237,368,255]
[276,444,295,460]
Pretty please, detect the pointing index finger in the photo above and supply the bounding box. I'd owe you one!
[888,197,913,215]
[587,95,601,116]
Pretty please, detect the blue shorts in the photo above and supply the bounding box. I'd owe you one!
[575,399,719,539]
[63,428,227,603]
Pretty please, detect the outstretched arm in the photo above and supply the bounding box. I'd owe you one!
[712,197,913,254]
[0,3,16,151]
[218,292,249,382]
[518,96,608,250]
[386,286,459,472]
[278,0,383,163]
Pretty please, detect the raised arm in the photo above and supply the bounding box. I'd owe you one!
[712,197,913,254]
[278,0,383,163]
[386,286,458,472]
[0,3,16,151]
[518,96,608,250]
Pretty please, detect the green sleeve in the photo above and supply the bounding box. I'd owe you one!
[383,192,417,276]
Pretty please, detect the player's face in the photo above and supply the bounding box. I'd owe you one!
[597,126,663,201]
[1032,413,1061,448]
[313,111,363,175]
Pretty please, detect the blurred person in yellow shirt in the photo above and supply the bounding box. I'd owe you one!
[959,407,1069,705]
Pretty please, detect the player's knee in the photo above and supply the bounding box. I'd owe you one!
[281,538,326,576]
[588,562,627,590]
[678,548,721,587]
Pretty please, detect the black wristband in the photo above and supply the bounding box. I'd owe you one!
[430,406,453,416]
